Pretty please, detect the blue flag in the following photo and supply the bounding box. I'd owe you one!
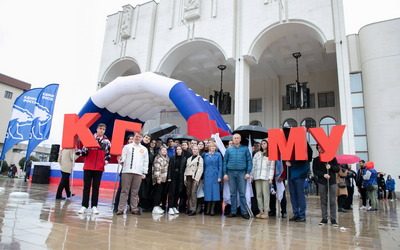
[25,84,59,159]
[0,88,43,160]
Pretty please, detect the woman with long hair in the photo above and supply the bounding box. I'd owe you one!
[152,146,169,214]
[167,146,187,215]
[252,139,275,219]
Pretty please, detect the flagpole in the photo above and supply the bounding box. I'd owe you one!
[70,149,76,195]
[0,160,4,175]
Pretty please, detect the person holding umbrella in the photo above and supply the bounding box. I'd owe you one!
[312,144,339,226]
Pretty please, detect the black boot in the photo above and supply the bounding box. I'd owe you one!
[210,202,216,216]
[205,202,211,215]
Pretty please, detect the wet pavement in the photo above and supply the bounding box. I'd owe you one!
[0,177,399,250]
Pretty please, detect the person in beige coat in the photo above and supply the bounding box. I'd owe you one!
[184,145,204,216]
[56,148,77,200]
[337,165,348,212]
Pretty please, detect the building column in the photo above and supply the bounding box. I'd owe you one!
[234,57,250,128]
[271,77,280,128]
[332,0,355,154]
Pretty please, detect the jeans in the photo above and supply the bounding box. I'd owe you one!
[227,171,247,215]
[318,183,337,220]
[56,171,71,198]
[367,185,378,210]
[289,178,307,219]
[82,170,103,208]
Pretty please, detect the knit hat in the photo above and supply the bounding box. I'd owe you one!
[365,161,374,170]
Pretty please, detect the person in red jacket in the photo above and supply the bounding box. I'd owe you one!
[77,123,111,214]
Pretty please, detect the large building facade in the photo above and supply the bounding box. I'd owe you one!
[98,0,400,189]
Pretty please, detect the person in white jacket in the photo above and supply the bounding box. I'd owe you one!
[252,139,275,219]
[116,132,149,215]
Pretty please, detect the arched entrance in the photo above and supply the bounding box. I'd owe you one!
[156,39,235,133]
[100,57,141,88]
[247,21,339,134]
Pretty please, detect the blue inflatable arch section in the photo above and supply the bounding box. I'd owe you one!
[79,72,231,139]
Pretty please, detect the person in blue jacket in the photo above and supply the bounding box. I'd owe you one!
[386,175,396,201]
[203,142,223,216]
[223,133,252,220]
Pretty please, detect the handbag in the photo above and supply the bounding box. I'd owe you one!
[338,177,346,188]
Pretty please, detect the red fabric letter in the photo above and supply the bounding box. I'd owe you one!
[62,113,100,149]
[309,125,345,162]
[110,120,142,156]
[268,127,307,161]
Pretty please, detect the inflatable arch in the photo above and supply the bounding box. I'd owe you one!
[79,72,231,140]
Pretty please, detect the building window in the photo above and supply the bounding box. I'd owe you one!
[249,98,262,113]
[318,92,335,108]
[250,120,262,126]
[4,91,13,99]
[352,108,366,135]
[350,73,368,160]
[282,118,297,128]
[282,93,315,110]
[320,116,336,136]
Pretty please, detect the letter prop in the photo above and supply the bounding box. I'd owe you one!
[62,113,100,149]
[268,127,307,161]
[109,120,142,156]
[309,125,345,162]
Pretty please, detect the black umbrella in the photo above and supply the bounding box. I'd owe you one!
[221,135,233,142]
[232,125,268,140]
[172,134,198,142]
[147,123,177,139]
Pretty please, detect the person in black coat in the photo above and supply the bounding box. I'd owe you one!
[377,173,387,200]
[355,160,368,209]
[167,146,187,215]
[312,144,340,226]
[344,166,356,209]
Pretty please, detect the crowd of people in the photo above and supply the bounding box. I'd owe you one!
[55,123,397,226]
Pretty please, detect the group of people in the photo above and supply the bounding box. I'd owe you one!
[54,123,397,226]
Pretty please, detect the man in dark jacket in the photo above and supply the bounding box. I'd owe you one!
[285,128,313,223]
[312,144,339,226]
[77,123,111,215]
[356,160,368,209]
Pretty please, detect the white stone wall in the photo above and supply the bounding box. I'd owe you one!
[359,18,400,189]
[99,0,338,80]
[0,84,24,143]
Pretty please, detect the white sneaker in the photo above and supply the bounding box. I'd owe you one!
[367,206,372,210]
[92,206,99,214]
[359,206,366,210]
[152,206,164,214]
[168,208,175,215]
[78,206,87,214]
[173,207,179,214]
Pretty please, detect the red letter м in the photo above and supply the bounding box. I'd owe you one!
[268,127,307,161]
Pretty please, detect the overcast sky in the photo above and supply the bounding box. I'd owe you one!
[0,0,399,146]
